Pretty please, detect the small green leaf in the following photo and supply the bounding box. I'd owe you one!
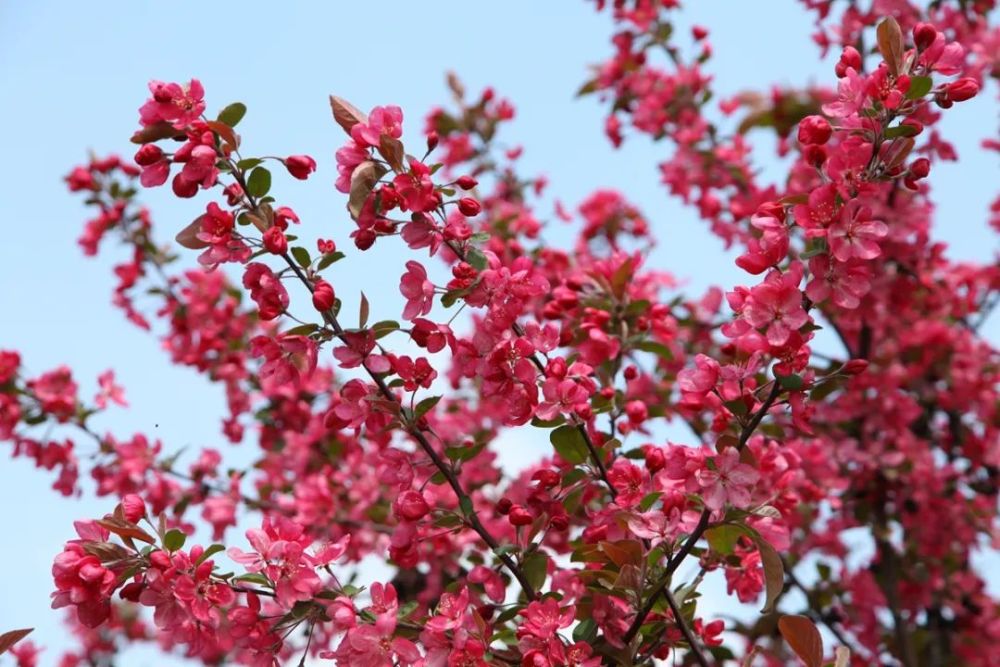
[233,572,271,586]
[705,524,746,556]
[906,75,933,100]
[466,247,488,271]
[317,251,346,270]
[291,246,311,269]
[284,323,319,336]
[459,496,474,517]
[884,124,919,139]
[217,102,247,127]
[413,395,441,420]
[196,543,226,565]
[163,529,186,552]
[236,157,262,170]
[549,425,589,465]
[573,618,598,642]
[777,373,805,391]
[246,166,272,198]
[638,492,662,512]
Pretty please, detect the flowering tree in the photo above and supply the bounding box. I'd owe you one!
[2,1,998,665]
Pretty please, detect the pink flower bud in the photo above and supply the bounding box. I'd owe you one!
[394,490,430,521]
[944,78,979,103]
[426,131,439,152]
[455,175,478,190]
[284,155,317,180]
[797,115,832,145]
[122,494,146,523]
[312,280,335,312]
[458,197,482,217]
[835,46,862,77]
[263,226,287,255]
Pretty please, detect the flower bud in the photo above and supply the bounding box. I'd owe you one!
[909,157,931,179]
[835,46,862,77]
[913,23,937,51]
[944,78,979,103]
[508,505,533,527]
[455,175,478,190]
[394,490,430,521]
[134,144,164,167]
[549,515,569,531]
[496,497,513,515]
[426,131,439,152]
[842,359,870,375]
[263,226,287,255]
[284,155,317,180]
[645,447,666,473]
[458,197,482,217]
[797,115,832,145]
[312,279,335,312]
[532,469,560,489]
[691,25,708,41]
[122,494,147,523]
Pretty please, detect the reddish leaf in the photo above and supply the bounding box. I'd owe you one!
[753,534,784,613]
[130,121,181,145]
[176,216,209,250]
[96,517,156,544]
[205,120,239,151]
[330,95,368,135]
[348,161,386,220]
[876,16,904,76]
[778,615,824,667]
[0,628,33,655]
[378,135,406,173]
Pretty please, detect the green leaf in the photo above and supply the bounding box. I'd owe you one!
[233,572,271,586]
[906,75,933,100]
[523,552,549,591]
[196,543,226,565]
[459,496,474,517]
[317,251,346,270]
[705,524,746,556]
[370,319,399,339]
[884,124,919,139]
[236,157,262,170]
[284,323,319,336]
[246,166,272,199]
[573,618,598,643]
[466,247,488,271]
[635,340,673,360]
[413,395,441,420]
[777,373,805,391]
[638,492,662,512]
[163,529,186,552]
[217,102,247,127]
[290,246,311,269]
[549,425,589,465]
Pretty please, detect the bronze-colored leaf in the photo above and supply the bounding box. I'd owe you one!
[0,628,33,655]
[378,135,406,173]
[96,516,156,544]
[130,121,182,145]
[348,161,386,220]
[330,95,368,134]
[876,16,904,76]
[753,534,785,613]
[778,615,824,667]
[205,120,240,151]
[176,216,209,250]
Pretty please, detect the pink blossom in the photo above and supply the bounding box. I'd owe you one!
[696,448,760,511]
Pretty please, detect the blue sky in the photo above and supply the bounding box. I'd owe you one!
[0,2,996,664]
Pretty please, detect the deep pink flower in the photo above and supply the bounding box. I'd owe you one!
[400,261,435,320]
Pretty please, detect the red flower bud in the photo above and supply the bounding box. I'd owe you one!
[496,497,513,515]
[532,469,560,489]
[797,115,832,145]
[645,447,666,473]
[842,359,870,375]
[456,175,478,190]
[623,366,638,381]
[312,279,335,312]
[284,155,316,180]
[835,46,862,77]
[458,197,482,217]
[317,238,337,254]
[691,25,709,41]
[263,226,288,255]
[426,131,439,152]
[394,490,430,521]
[353,229,377,250]
[121,494,146,523]
[803,144,827,167]
[508,505,533,527]
[945,78,979,103]
[909,157,931,180]
[134,144,164,167]
[913,23,937,51]
[549,515,569,531]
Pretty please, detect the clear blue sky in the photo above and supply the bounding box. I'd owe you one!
[0,2,995,664]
